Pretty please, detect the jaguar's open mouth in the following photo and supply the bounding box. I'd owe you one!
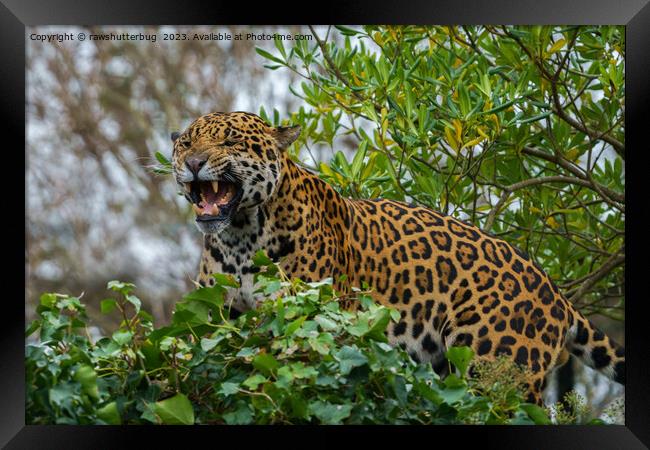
[185,178,243,222]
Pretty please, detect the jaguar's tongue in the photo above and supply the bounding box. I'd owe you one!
[192,180,236,216]
[192,202,221,216]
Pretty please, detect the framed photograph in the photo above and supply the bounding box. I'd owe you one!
[5,0,649,447]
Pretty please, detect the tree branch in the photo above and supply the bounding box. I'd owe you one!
[567,249,625,303]
[521,146,624,207]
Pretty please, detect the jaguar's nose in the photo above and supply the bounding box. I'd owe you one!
[186,155,208,176]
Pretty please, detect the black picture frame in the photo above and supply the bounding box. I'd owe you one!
[5,0,649,448]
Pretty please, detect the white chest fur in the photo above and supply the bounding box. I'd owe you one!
[226,272,262,312]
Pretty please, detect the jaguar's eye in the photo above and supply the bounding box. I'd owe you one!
[222,129,244,147]
[177,135,191,149]
[224,138,243,147]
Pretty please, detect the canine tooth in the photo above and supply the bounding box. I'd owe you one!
[184,183,191,193]
[192,204,202,214]
[211,180,219,193]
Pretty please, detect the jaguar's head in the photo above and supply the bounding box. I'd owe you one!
[171,111,300,234]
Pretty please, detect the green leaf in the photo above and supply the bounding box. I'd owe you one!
[252,250,274,267]
[517,111,552,124]
[155,151,171,165]
[365,308,392,341]
[445,346,474,376]
[334,25,359,36]
[274,36,287,58]
[223,402,254,425]
[309,334,333,355]
[173,299,211,326]
[285,315,308,336]
[547,38,566,54]
[520,403,552,424]
[39,292,60,309]
[255,47,284,65]
[309,400,353,424]
[100,298,118,314]
[351,140,368,179]
[200,336,224,352]
[112,329,133,346]
[153,393,195,425]
[481,98,518,115]
[264,280,282,295]
[290,363,318,379]
[242,374,267,390]
[96,401,121,425]
[346,317,369,337]
[439,385,467,405]
[25,319,41,337]
[252,353,280,375]
[126,294,141,314]
[458,83,471,117]
[236,347,256,358]
[49,382,75,408]
[74,365,99,400]
[290,395,309,419]
[182,286,225,307]
[335,345,368,375]
[212,273,240,288]
[315,315,338,331]
[107,280,135,293]
[218,382,240,397]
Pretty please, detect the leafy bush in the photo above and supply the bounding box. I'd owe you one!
[27,254,560,425]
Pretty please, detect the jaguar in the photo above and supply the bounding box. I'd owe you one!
[171,111,625,405]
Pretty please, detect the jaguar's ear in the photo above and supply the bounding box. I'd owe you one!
[272,125,301,149]
[171,131,180,142]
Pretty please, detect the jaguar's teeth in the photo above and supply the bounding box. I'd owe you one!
[184,183,191,193]
[211,180,219,193]
[192,204,202,214]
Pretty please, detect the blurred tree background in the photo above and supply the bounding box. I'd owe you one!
[27,25,624,417]
[27,25,306,326]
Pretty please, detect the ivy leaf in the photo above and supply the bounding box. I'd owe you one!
[223,402,254,425]
[252,250,274,267]
[439,385,468,405]
[315,315,338,331]
[309,334,333,355]
[112,330,133,346]
[96,401,121,425]
[335,345,368,375]
[107,280,135,294]
[285,315,308,336]
[445,346,474,376]
[100,298,117,314]
[521,403,552,425]
[309,401,353,424]
[212,273,240,288]
[365,308,392,342]
[252,353,280,375]
[218,382,240,397]
[242,374,267,390]
[200,336,224,352]
[74,365,99,400]
[153,393,195,425]
[183,286,225,307]
[126,295,141,314]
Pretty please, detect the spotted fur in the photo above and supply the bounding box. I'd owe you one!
[172,111,625,405]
